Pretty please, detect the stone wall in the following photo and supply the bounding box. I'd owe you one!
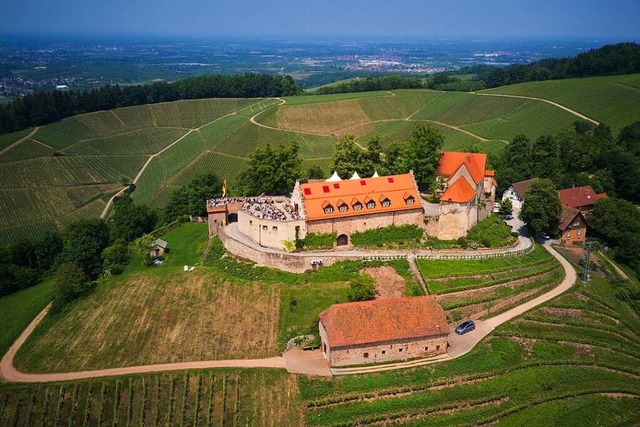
[436,201,476,240]
[323,333,449,367]
[237,210,306,250]
[307,209,425,245]
[219,227,352,273]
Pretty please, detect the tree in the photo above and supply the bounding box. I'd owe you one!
[519,179,562,236]
[51,263,91,313]
[404,125,444,191]
[530,135,561,183]
[331,134,365,179]
[306,166,325,180]
[110,196,158,243]
[498,198,513,216]
[617,120,640,157]
[102,242,131,275]
[241,142,302,195]
[589,198,640,274]
[347,275,376,302]
[59,219,111,279]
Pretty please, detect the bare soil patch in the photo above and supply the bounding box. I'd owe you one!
[362,266,406,299]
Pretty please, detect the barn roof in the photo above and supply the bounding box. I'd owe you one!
[299,173,420,221]
[319,296,448,348]
[151,239,168,249]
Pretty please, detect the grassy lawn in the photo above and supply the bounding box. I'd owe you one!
[466,214,517,247]
[0,368,301,427]
[299,270,640,426]
[0,279,53,357]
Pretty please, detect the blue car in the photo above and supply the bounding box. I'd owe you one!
[455,320,476,335]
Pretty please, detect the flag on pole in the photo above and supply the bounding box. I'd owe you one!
[222,179,227,198]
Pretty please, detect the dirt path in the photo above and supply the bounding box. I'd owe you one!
[407,253,428,294]
[0,127,39,156]
[1,243,574,382]
[475,92,600,125]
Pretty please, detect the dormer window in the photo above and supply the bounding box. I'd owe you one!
[324,205,334,214]
[381,198,391,208]
[366,201,375,209]
[406,196,415,205]
[353,202,362,211]
[339,204,348,212]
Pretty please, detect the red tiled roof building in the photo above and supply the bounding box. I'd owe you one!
[558,185,607,212]
[319,296,449,367]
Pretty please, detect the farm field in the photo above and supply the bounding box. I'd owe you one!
[481,73,640,131]
[1,74,639,244]
[0,369,302,427]
[299,269,640,426]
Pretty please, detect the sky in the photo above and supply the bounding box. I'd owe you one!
[1,0,639,39]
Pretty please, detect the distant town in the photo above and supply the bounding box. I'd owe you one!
[0,36,613,97]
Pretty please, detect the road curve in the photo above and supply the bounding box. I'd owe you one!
[0,305,285,383]
[475,92,600,125]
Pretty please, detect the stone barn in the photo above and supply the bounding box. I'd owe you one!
[319,296,449,367]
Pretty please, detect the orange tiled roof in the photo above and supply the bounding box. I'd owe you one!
[558,185,607,209]
[485,170,495,177]
[319,296,448,348]
[300,173,420,221]
[436,152,487,184]
[441,177,477,203]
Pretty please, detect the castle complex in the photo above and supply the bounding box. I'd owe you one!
[207,151,497,250]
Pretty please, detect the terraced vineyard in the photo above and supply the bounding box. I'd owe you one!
[299,265,640,426]
[1,74,638,243]
[417,245,563,322]
[0,369,301,427]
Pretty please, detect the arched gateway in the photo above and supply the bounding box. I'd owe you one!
[336,234,349,246]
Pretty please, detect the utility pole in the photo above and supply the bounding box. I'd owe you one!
[581,241,599,283]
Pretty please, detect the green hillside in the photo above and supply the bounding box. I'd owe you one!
[481,74,640,131]
[0,74,638,243]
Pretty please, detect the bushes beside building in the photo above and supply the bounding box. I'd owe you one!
[466,215,518,248]
[296,232,336,251]
[351,225,424,249]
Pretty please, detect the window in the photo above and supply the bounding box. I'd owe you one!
[366,201,375,209]
[381,350,386,355]
[339,204,348,212]
[272,226,278,231]
[249,220,253,225]
[573,222,580,227]
[363,352,369,358]
[322,185,330,193]
[425,347,429,351]
[324,206,334,214]
[382,199,390,208]
[399,348,403,352]
[577,230,582,236]
[436,345,440,351]
[566,231,571,237]
[406,196,415,205]
[353,202,362,211]
[262,225,268,230]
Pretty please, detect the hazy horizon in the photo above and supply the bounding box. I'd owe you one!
[1,0,639,39]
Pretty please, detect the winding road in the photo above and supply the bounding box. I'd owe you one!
[1,241,576,382]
